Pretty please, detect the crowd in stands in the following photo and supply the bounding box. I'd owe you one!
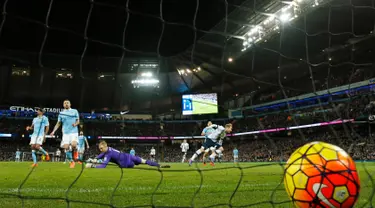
[0,125,374,163]
[1,69,375,163]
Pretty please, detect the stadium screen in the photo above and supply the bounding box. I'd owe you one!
[182,93,218,115]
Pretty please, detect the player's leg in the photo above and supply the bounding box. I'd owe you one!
[70,134,79,161]
[189,144,207,165]
[130,154,160,167]
[209,146,224,166]
[78,144,85,164]
[182,152,187,163]
[31,145,38,167]
[35,137,50,161]
[30,137,38,167]
[61,135,74,168]
[202,148,211,165]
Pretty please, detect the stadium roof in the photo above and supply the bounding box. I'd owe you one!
[0,0,374,112]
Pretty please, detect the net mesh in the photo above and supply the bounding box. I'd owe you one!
[0,0,375,207]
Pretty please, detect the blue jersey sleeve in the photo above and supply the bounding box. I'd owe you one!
[75,110,79,121]
[96,152,106,159]
[58,114,62,122]
[45,116,50,126]
[96,154,110,168]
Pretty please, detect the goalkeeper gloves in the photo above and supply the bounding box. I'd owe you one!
[85,163,97,168]
[86,158,98,163]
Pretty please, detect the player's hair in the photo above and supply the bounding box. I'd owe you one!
[99,140,107,146]
[225,123,232,128]
[63,99,71,103]
[35,107,45,113]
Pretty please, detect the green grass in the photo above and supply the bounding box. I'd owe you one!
[192,99,218,115]
[1,162,374,208]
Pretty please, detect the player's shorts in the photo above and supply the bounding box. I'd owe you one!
[60,133,79,148]
[30,135,44,145]
[203,139,221,150]
[150,154,155,158]
[15,156,20,159]
[234,156,238,159]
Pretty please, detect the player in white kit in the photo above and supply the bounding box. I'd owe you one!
[189,123,232,166]
[50,99,80,168]
[180,140,189,163]
[150,147,156,162]
[55,149,61,162]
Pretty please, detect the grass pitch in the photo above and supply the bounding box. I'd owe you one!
[1,162,374,208]
[192,99,217,115]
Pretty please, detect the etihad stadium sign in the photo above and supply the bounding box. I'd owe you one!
[9,106,64,113]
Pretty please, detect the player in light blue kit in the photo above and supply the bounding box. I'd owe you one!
[130,148,135,156]
[201,121,214,165]
[233,147,239,163]
[77,131,89,164]
[50,99,80,168]
[26,107,50,167]
[15,149,21,162]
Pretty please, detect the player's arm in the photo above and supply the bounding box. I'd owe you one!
[201,128,207,136]
[206,124,218,129]
[73,110,80,127]
[50,115,62,135]
[94,155,111,168]
[44,117,50,142]
[85,137,89,149]
[96,152,105,160]
[26,120,34,131]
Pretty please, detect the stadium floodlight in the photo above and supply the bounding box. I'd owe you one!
[177,66,202,76]
[131,79,159,84]
[141,72,153,77]
[241,0,328,52]
[228,57,233,62]
[280,13,291,22]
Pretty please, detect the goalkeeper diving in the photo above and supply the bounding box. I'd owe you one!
[86,141,160,168]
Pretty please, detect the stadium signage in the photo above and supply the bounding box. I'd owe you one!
[369,115,375,121]
[9,106,64,113]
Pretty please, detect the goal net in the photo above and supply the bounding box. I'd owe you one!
[0,0,375,207]
[22,152,55,162]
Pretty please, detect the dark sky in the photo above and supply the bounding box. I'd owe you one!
[0,0,244,57]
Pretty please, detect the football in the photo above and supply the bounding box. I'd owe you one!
[284,141,360,208]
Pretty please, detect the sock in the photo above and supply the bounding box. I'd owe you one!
[209,155,215,162]
[191,149,202,161]
[215,149,222,155]
[146,160,160,167]
[32,150,37,164]
[74,151,78,160]
[79,153,83,161]
[182,153,186,163]
[39,147,47,155]
[66,151,73,162]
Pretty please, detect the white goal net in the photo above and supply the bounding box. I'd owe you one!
[22,152,55,162]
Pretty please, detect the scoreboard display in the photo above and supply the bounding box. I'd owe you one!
[182,93,218,115]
